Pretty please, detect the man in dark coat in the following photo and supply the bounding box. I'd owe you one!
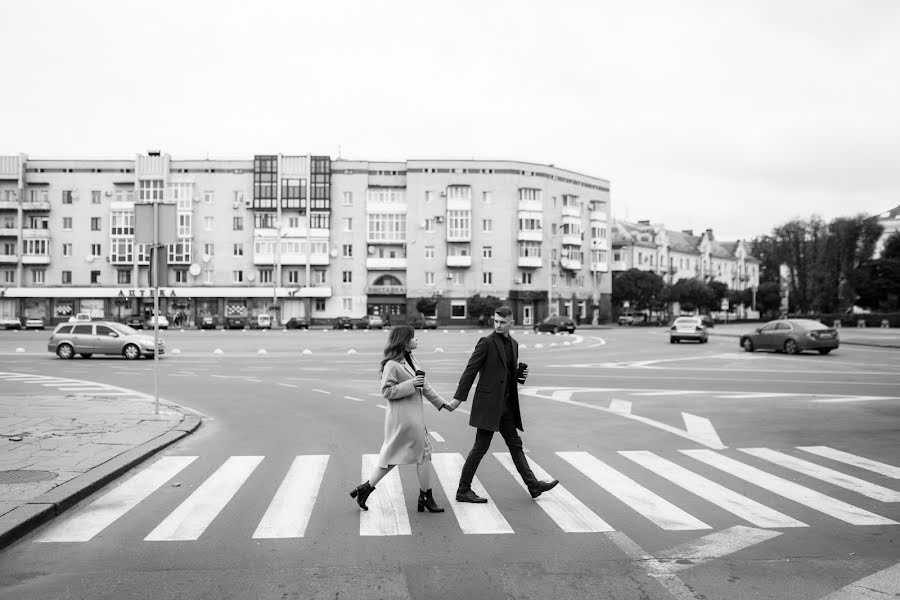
[449,306,559,503]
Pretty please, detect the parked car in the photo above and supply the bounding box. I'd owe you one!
[618,312,646,326]
[0,316,22,330]
[669,316,708,343]
[48,321,165,360]
[355,315,384,329]
[255,314,272,329]
[124,315,144,329]
[739,318,839,355]
[146,315,169,330]
[534,315,577,334]
[408,314,438,329]
[332,316,355,330]
[68,312,93,324]
[199,315,217,330]
[285,316,309,330]
[24,317,46,330]
[224,315,247,330]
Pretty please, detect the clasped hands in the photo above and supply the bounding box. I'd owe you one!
[442,398,462,412]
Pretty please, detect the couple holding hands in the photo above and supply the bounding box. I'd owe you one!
[350,306,559,513]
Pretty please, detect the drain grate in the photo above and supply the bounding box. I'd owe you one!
[0,470,58,484]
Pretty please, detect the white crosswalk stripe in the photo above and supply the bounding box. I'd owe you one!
[32,447,900,544]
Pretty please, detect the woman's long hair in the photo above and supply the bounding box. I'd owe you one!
[381,325,415,373]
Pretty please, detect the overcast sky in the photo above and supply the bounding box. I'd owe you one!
[2,0,898,242]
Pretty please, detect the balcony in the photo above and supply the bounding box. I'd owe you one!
[517,230,542,242]
[590,261,609,272]
[22,228,51,239]
[517,199,542,212]
[562,205,580,218]
[446,231,471,243]
[446,255,472,268]
[589,210,607,222]
[22,255,51,265]
[560,257,582,271]
[518,256,542,268]
[0,227,17,237]
[561,234,581,247]
[22,202,51,211]
[365,257,407,270]
[0,254,17,264]
[0,201,18,211]
[366,284,407,295]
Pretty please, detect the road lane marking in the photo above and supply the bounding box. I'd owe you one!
[312,389,331,394]
[344,395,365,402]
[253,455,329,538]
[798,446,900,479]
[817,561,900,599]
[431,453,513,534]
[359,454,410,536]
[656,525,782,572]
[557,451,710,531]
[494,452,613,533]
[36,456,198,543]
[145,456,264,541]
[278,383,298,388]
[681,450,897,526]
[429,431,445,442]
[608,399,631,414]
[619,451,806,529]
[741,448,900,502]
[682,413,723,448]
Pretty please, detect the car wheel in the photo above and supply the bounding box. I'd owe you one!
[741,338,754,352]
[552,326,559,334]
[56,344,75,360]
[818,348,832,355]
[670,338,676,344]
[533,326,539,333]
[784,339,799,355]
[123,344,141,360]
[80,353,93,359]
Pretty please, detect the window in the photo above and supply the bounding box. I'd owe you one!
[2,270,14,284]
[482,219,493,232]
[90,271,101,284]
[72,324,92,335]
[92,190,101,204]
[367,213,406,242]
[518,188,542,203]
[482,191,493,203]
[204,191,214,204]
[62,243,72,257]
[342,271,352,283]
[233,270,243,283]
[233,243,243,256]
[424,246,435,259]
[117,270,131,284]
[259,269,272,284]
[450,301,467,319]
[171,269,186,284]
[425,191,433,203]
[178,213,192,237]
[91,217,101,231]
[483,246,492,259]
[315,298,326,311]
[63,217,73,231]
[425,272,434,285]
[204,243,214,256]
[23,239,48,255]
[342,217,352,232]
[288,216,300,228]
[313,270,326,285]
[342,298,353,312]
[483,272,493,285]
[204,216,214,231]
[280,177,305,210]
[139,180,164,202]
[91,243,102,256]
[110,238,133,263]
[342,244,352,258]
[287,270,299,284]
[1,215,13,228]
[27,215,49,229]
[521,272,533,284]
[424,219,435,233]
[203,269,214,284]
[233,216,243,231]
[62,271,72,284]
[254,212,276,229]
[111,211,134,235]
[342,191,353,206]
[447,210,471,240]
[449,272,464,285]
[310,212,330,229]
[62,190,73,204]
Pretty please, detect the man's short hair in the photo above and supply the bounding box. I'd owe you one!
[494,306,513,319]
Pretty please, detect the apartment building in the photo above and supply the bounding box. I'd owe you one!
[0,153,613,327]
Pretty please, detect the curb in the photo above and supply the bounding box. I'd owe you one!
[0,414,202,550]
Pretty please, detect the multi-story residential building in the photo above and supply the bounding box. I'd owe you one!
[611,219,761,316]
[0,153,613,327]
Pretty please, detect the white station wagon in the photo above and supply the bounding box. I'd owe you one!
[48,321,165,360]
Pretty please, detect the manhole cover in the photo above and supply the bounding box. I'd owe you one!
[0,470,58,484]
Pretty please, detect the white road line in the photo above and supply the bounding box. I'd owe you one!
[629,391,697,396]
[376,404,388,410]
[359,454,411,536]
[740,448,900,502]
[681,450,898,526]
[619,451,806,529]
[429,431,445,443]
[494,453,613,533]
[798,446,900,479]
[431,453,513,535]
[715,393,792,399]
[656,525,783,573]
[818,561,900,599]
[557,451,710,531]
[344,396,365,402]
[810,396,896,403]
[145,456,264,541]
[253,455,329,539]
[608,399,632,414]
[36,456,198,543]
[312,389,330,395]
[278,383,298,388]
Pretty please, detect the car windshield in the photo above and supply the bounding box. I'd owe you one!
[790,319,829,330]
[111,323,138,336]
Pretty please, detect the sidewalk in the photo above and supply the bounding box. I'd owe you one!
[0,391,200,549]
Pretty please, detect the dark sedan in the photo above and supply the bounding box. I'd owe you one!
[332,316,355,329]
[740,318,839,355]
[224,316,247,330]
[533,315,577,334]
[285,317,309,330]
[199,316,217,330]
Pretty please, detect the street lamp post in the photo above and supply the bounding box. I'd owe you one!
[272,224,286,324]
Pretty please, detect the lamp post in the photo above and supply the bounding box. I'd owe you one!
[272,224,286,324]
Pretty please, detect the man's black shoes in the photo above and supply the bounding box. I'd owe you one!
[455,489,488,503]
[529,479,559,499]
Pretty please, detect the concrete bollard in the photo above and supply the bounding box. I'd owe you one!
[882,319,890,328]
[833,320,841,329]
[857,319,866,328]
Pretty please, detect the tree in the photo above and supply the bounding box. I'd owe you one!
[466,294,503,323]
[813,216,883,312]
[415,297,437,315]
[612,269,665,311]
[670,278,714,313]
[853,231,900,311]
[756,281,782,319]
[706,281,728,313]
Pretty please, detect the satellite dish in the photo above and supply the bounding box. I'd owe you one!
[247,273,256,282]
[202,254,211,263]
[367,246,375,255]
[189,263,201,276]
[85,256,94,262]
[329,249,338,258]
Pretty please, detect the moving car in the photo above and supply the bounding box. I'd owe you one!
[739,318,839,355]
[199,315,217,330]
[0,316,22,330]
[48,321,165,360]
[408,314,438,329]
[24,317,46,330]
[146,315,169,329]
[534,315,577,334]
[332,316,355,329]
[285,316,309,330]
[355,315,384,329]
[669,316,708,343]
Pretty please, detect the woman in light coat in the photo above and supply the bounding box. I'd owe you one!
[350,325,454,513]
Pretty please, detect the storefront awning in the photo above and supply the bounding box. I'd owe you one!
[1,286,332,299]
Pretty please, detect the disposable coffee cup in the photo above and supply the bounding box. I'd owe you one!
[415,369,425,387]
[516,362,527,383]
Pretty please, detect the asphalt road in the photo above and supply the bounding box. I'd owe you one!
[0,326,898,600]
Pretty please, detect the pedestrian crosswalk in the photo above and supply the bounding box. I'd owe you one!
[34,446,899,544]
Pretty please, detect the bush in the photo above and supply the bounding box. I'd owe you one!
[798,312,900,328]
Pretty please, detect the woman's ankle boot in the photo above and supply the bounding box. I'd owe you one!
[349,481,375,511]
[417,488,445,513]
